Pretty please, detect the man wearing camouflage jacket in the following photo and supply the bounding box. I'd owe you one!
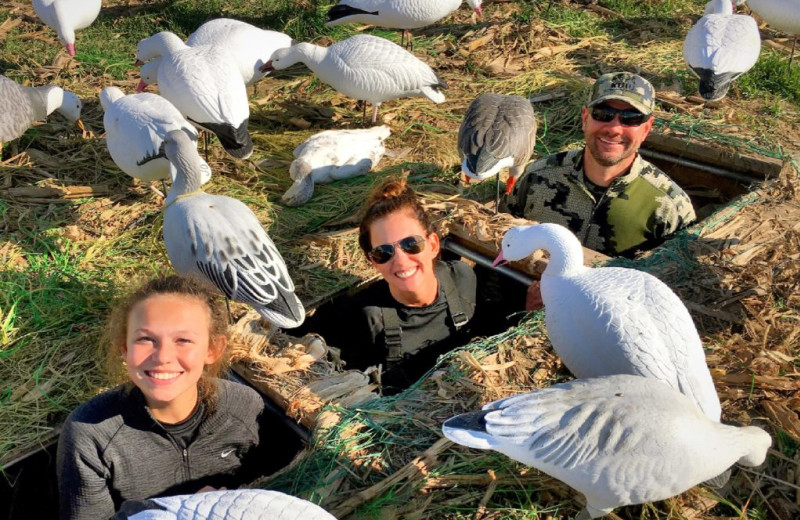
[501,72,696,259]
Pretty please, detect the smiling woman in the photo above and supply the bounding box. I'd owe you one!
[56,276,303,520]
[292,179,478,394]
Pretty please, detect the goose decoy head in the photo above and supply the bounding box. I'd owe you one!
[467,0,483,16]
[492,224,536,267]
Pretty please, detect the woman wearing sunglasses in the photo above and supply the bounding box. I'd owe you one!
[355,177,477,391]
[295,178,476,393]
[500,71,696,261]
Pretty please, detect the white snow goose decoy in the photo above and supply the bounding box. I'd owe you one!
[137,31,253,159]
[281,125,391,206]
[261,34,447,124]
[162,130,305,329]
[326,0,483,49]
[99,86,211,187]
[492,223,722,422]
[457,93,537,211]
[32,0,101,57]
[187,18,293,86]
[683,0,761,101]
[443,374,771,520]
[118,489,335,520]
[0,74,82,147]
[736,0,800,66]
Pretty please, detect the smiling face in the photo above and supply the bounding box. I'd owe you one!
[368,209,440,306]
[123,293,223,423]
[581,99,653,176]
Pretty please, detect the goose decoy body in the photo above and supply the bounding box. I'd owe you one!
[683,0,761,101]
[492,223,722,422]
[119,489,335,520]
[99,86,211,185]
[136,31,253,159]
[443,374,771,520]
[326,0,483,48]
[457,93,537,211]
[281,126,391,206]
[0,74,82,146]
[32,0,101,56]
[261,35,447,124]
[161,130,305,329]
[737,0,800,65]
[187,18,292,86]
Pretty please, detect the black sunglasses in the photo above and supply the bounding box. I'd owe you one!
[590,104,651,127]
[368,235,426,264]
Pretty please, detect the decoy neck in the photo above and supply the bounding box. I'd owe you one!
[733,425,772,466]
[500,223,586,278]
[99,86,124,111]
[138,31,185,62]
[163,129,206,201]
[265,42,324,72]
[705,0,733,14]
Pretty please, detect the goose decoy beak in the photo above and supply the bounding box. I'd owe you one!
[504,176,518,195]
[136,79,148,93]
[492,251,506,268]
[259,60,274,73]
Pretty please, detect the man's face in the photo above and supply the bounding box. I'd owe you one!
[581,100,654,168]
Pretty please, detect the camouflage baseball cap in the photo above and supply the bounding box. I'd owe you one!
[588,72,655,115]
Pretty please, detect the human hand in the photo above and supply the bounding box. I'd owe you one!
[525,281,543,311]
[197,486,226,493]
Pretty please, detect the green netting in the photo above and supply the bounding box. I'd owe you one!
[653,117,788,160]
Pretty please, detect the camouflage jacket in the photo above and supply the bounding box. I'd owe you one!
[500,149,696,257]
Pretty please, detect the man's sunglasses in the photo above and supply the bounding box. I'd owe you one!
[590,104,651,127]
[368,235,426,264]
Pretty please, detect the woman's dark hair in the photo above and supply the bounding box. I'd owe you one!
[104,275,230,410]
[358,178,434,254]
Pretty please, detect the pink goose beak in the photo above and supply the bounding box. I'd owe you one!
[492,251,506,268]
[474,6,483,17]
[66,43,75,56]
[259,60,274,73]
[136,79,148,93]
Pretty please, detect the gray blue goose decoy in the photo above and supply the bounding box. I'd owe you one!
[443,374,771,520]
[161,130,305,328]
[457,93,537,210]
[0,74,82,146]
[118,489,335,520]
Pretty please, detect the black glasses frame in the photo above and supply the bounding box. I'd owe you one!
[590,104,651,127]
[368,235,426,264]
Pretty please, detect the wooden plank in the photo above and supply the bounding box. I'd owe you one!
[643,131,783,179]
